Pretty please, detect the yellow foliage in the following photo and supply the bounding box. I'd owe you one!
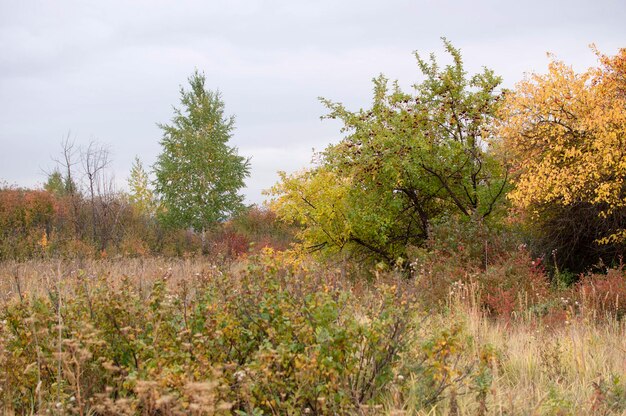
[38,231,48,249]
[267,168,353,255]
[497,48,626,242]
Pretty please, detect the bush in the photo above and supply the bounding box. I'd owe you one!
[526,202,626,276]
[408,216,552,319]
[0,251,422,415]
[0,188,56,260]
[575,265,626,319]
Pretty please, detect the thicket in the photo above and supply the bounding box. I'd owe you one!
[271,43,626,279]
[0,183,291,262]
[1,255,625,415]
[0,253,475,415]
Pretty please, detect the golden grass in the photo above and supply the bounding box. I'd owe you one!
[400,292,626,415]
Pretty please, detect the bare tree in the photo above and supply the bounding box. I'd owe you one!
[81,141,109,241]
[96,166,127,251]
[47,135,130,253]
[51,133,83,235]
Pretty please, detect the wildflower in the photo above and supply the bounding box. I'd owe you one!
[234,370,246,382]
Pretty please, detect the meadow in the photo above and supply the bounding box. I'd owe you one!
[1,253,625,415]
[2,44,626,416]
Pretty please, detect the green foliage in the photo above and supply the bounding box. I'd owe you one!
[44,169,66,197]
[592,375,626,414]
[542,386,575,416]
[154,70,250,231]
[44,168,78,198]
[271,40,509,264]
[0,252,421,415]
[269,168,354,256]
[127,156,157,218]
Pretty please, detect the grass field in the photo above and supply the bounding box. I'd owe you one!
[1,256,625,415]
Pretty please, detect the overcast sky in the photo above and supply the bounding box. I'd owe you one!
[1,0,624,204]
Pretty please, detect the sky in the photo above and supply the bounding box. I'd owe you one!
[1,0,625,204]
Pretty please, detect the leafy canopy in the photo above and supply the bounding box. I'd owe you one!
[270,40,509,263]
[44,169,66,197]
[498,48,626,245]
[154,70,250,231]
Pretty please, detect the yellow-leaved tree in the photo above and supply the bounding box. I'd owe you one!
[268,167,353,255]
[497,47,626,271]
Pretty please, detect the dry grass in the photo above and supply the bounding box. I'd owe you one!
[400,289,626,415]
[470,316,624,414]
[1,257,625,415]
[0,257,226,303]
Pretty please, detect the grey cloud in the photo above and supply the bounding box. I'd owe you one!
[1,0,624,203]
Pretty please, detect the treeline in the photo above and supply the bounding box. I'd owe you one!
[0,142,291,260]
[3,43,626,279]
[0,181,291,261]
[1,71,291,261]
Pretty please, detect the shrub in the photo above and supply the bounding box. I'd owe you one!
[208,227,250,263]
[575,265,626,319]
[0,188,56,260]
[0,251,421,415]
[230,205,294,251]
[409,216,551,319]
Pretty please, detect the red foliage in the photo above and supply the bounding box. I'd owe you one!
[484,288,517,319]
[0,188,56,230]
[212,228,250,259]
[480,251,550,319]
[575,266,626,319]
[0,188,57,259]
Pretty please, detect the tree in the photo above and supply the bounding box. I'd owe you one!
[128,156,156,218]
[81,141,112,248]
[270,41,509,263]
[44,169,66,196]
[269,167,355,255]
[497,48,626,271]
[154,70,250,239]
[50,136,82,236]
[55,135,80,197]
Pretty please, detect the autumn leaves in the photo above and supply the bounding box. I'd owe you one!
[270,43,626,271]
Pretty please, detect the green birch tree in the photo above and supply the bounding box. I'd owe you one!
[154,71,250,243]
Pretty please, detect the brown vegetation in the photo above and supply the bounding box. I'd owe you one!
[1,253,625,415]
